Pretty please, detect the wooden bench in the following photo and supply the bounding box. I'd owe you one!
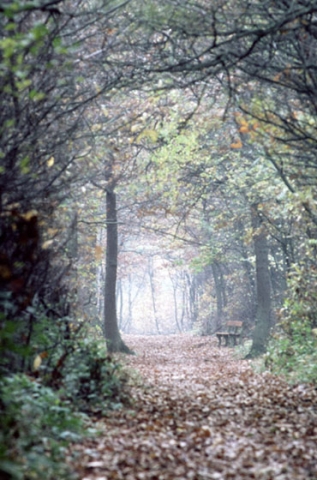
[216,321,243,347]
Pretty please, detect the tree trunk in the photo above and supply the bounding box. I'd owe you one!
[237,219,256,314]
[212,263,224,331]
[104,188,133,353]
[148,256,160,333]
[246,206,271,358]
[169,272,182,333]
[126,274,133,333]
[186,273,200,327]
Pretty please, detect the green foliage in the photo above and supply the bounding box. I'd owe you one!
[0,292,70,376]
[0,374,82,480]
[281,263,317,331]
[265,321,317,383]
[265,260,317,383]
[0,301,130,478]
[0,291,130,413]
[0,316,130,477]
[56,337,130,414]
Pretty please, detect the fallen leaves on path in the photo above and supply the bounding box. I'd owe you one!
[73,334,317,480]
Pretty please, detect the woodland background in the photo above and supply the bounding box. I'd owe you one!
[1,0,317,478]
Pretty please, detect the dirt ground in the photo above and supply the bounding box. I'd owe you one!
[73,334,317,480]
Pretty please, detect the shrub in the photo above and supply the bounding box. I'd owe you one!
[0,290,131,478]
[56,337,130,415]
[0,374,83,480]
[265,320,317,383]
[0,325,131,479]
[262,259,317,384]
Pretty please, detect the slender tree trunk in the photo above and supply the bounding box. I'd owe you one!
[169,272,182,333]
[68,210,78,259]
[212,263,224,330]
[246,205,271,358]
[125,274,133,333]
[148,256,160,333]
[179,273,186,330]
[186,273,199,327]
[104,189,133,353]
[218,266,227,308]
[237,219,256,318]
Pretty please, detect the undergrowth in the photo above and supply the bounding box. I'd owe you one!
[264,262,317,384]
[0,314,130,480]
[0,374,82,480]
[234,328,317,383]
[264,321,317,384]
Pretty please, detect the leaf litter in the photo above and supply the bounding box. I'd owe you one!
[72,334,317,480]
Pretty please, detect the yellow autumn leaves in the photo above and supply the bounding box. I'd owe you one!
[230,139,243,149]
[33,351,48,371]
[230,114,260,149]
[47,156,54,167]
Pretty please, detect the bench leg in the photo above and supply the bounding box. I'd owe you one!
[225,335,229,347]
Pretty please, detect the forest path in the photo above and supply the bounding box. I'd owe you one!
[74,334,317,480]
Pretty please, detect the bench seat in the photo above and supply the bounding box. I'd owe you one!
[216,321,243,347]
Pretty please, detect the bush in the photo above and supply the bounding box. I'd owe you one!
[0,307,131,478]
[0,292,130,414]
[56,337,130,414]
[0,286,131,478]
[0,374,83,480]
[263,260,317,384]
[265,320,317,383]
